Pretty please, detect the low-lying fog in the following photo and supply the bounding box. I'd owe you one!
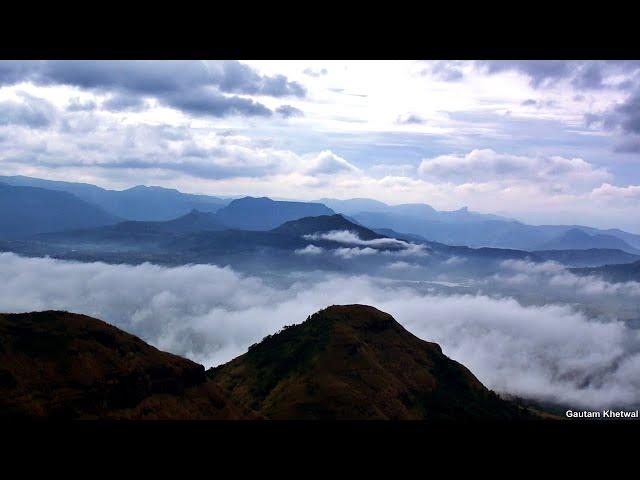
[2,252,640,410]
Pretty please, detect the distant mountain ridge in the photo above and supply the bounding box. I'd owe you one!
[570,260,640,283]
[30,209,228,249]
[10,210,640,270]
[272,214,383,240]
[0,182,120,238]
[533,249,640,267]
[215,196,335,230]
[0,175,228,221]
[3,174,640,257]
[536,228,640,254]
[317,197,508,223]
[352,212,640,254]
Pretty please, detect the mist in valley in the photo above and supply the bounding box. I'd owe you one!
[2,251,639,410]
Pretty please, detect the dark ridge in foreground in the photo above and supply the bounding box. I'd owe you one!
[0,311,254,419]
[1,307,542,420]
[208,305,538,420]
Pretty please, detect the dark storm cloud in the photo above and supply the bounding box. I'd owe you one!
[0,60,305,118]
[571,62,605,90]
[0,60,306,97]
[276,104,303,118]
[587,91,640,152]
[478,60,574,88]
[478,60,640,90]
[604,93,640,134]
[0,93,56,128]
[164,88,272,118]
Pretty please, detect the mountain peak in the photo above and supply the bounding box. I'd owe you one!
[128,185,179,193]
[209,304,536,420]
[232,196,274,204]
[185,208,208,216]
[309,304,409,334]
[272,214,384,240]
[565,228,591,239]
[216,197,335,230]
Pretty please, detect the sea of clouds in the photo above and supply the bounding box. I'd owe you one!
[2,252,640,409]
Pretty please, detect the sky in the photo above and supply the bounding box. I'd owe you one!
[1,60,640,231]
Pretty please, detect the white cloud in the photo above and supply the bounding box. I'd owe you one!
[591,183,640,202]
[418,149,611,188]
[493,259,640,298]
[2,252,640,409]
[444,256,467,266]
[303,230,406,247]
[334,247,378,258]
[302,230,429,257]
[304,150,360,176]
[385,261,420,270]
[294,244,324,255]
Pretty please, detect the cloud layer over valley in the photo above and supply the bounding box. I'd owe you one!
[2,252,640,410]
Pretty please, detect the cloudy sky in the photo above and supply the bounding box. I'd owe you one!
[1,60,640,231]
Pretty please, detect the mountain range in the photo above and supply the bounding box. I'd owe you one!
[570,260,640,283]
[0,306,540,420]
[2,174,640,268]
[349,211,640,254]
[3,207,639,272]
[0,175,227,221]
[0,182,120,238]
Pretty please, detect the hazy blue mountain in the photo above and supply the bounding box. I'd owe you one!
[0,183,120,238]
[0,175,228,221]
[372,228,434,244]
[272,214,384,240]
[3,209,634,270]
[437,206,511,223]
[570,260,640,283]
[352,211,640,254]
[215,197,335,230]
[316,196,640,252]
[317,197,391,214]
[169,229,307,254]
[533,249,640,267]
[33,209,227,249]
[566,226,640,250]
[352,212,536,247]
[318,197,506,223]
[536,228,640,254]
